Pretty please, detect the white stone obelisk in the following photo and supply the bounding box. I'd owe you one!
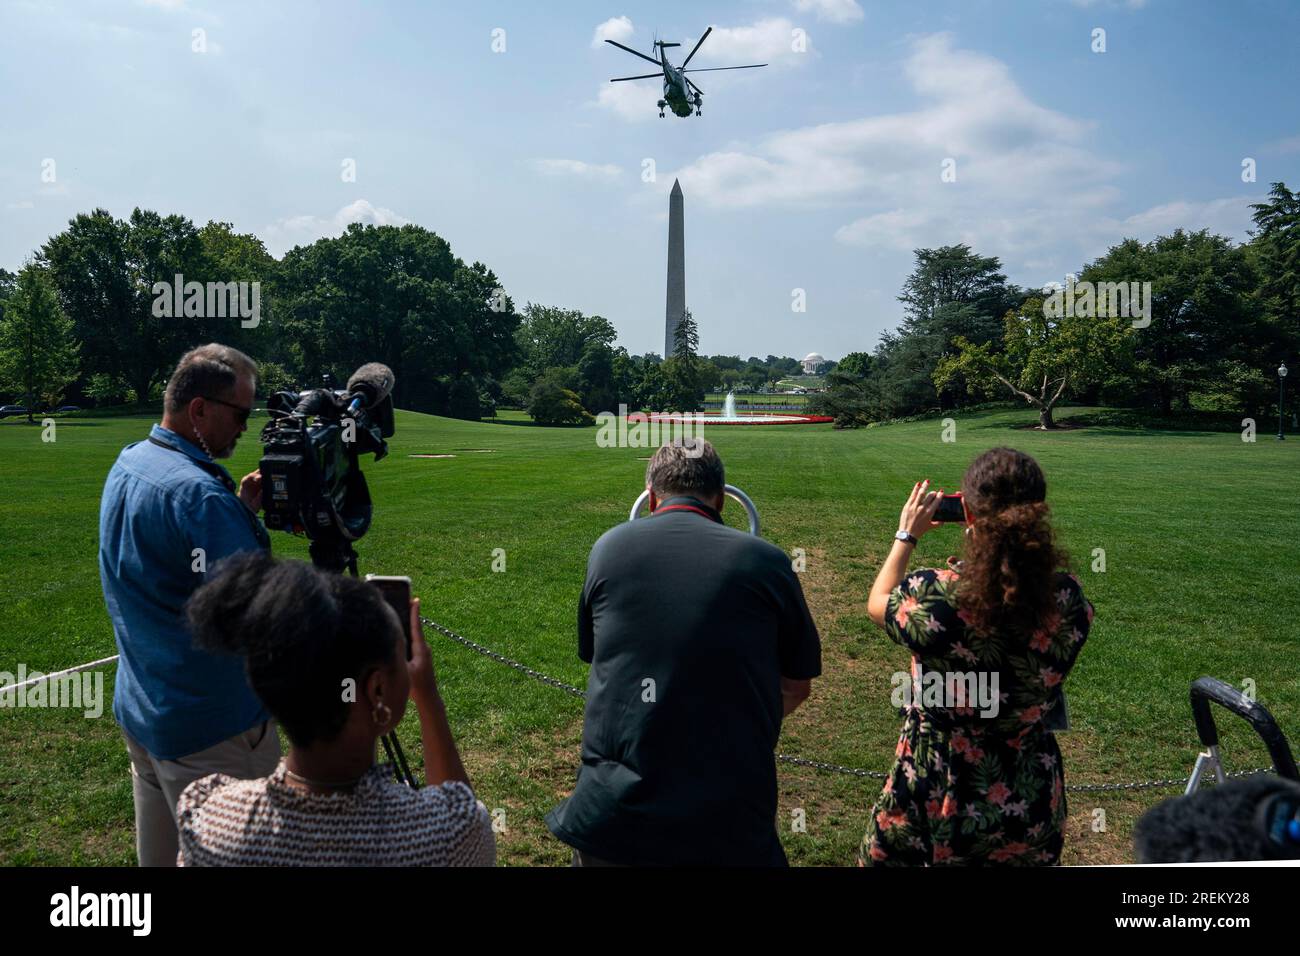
[665,179,685,358]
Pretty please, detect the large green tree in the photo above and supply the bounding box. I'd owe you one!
[277,223,518,416]
[197,220,279,366]
[1078,229,1261,414]
[40,208,216,404]
[513,304,619,415]
[1248,182,1300,416]
[885,245,1022,411]
[935,296,1133,429]
[0,264,80,422]
[1251,182,1300,322]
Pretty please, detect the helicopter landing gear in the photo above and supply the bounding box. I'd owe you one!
[659,111,665,118]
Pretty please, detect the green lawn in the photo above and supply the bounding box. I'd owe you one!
[1,406,1297,865]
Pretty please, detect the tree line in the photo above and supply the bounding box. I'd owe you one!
[810,183,1300,429]
[0,208,819,425]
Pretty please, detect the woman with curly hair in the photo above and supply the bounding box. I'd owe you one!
[860,448,1093,866]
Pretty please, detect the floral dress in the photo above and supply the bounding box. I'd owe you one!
[859,567,1093,866]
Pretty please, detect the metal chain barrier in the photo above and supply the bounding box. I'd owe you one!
[421,618,588,701]
[12,622,1274,794]
[421,616,1276,794]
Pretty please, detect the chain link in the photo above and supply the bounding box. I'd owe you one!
[422,616,1275,794]
[422,617,587,700]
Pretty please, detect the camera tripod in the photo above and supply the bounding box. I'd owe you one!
[309,533,419,789]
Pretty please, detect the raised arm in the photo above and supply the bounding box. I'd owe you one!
[868,480,942,629]
[407,598,471,787]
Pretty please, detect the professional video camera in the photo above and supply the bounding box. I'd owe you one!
[257,362,416,787]
[258,362,396,574]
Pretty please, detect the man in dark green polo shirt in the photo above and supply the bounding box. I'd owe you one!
[546,437,821,865]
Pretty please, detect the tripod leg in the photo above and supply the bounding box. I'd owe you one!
[381,732,418,788]
[380,733,403,784]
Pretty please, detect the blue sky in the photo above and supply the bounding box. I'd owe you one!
[2,0,1297,359]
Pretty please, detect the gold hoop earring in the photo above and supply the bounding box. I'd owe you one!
[372,701,392,728]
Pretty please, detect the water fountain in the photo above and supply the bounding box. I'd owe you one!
[649,389,832,426]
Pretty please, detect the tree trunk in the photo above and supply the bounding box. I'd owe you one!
[130,374,154,407]
[1039,404,1055,429]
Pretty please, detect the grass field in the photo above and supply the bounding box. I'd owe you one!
[2,406,1298,866]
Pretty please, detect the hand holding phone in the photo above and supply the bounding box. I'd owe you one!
[404,597,441,710]
[366,575,413,660]
[933,492,968,524]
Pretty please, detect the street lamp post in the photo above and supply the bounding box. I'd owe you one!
[1279,362,1289,441]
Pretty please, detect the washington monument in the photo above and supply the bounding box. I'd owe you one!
[664,178,685,358]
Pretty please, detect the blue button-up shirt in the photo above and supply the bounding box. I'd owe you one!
[99,424,271,759]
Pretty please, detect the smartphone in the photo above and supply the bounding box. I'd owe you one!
[933,492,967,524]
[366,575,412,660]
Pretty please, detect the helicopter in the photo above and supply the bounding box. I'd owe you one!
[605,26,767,118]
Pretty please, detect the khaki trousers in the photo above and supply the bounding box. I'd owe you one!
[123,721,281,867]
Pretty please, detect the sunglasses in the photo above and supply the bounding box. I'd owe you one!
[202,395,253,424]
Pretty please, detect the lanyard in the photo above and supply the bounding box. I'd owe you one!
[651,503,721,522]
[146,435,271,549]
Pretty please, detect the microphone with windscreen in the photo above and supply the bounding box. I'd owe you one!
[346,362,395,409]
[345,362,396,437]
[1134,774,1300,862]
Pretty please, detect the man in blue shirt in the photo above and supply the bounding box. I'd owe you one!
[100,343,279,866]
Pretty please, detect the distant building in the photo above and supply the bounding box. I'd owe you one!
[801,352,825,375]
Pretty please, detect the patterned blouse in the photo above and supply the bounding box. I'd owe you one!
[177,760,496,866]
[860,567,1093,866]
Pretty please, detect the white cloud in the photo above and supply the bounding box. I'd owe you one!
[688,18,813,67]
[834,209,933,250]
[679,34,1103,209]
[530,158,623,181]
[673,34,1119,268]
[1116,197,1256,241]
[592,16,634,49]
[672,32,1247,281]
[1267,134,1300,154]
[6,201,35,210]
[592,81,661,122]
[792,0,863,24]
[262,199,411,256]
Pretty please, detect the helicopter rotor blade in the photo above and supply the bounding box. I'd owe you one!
[685,77,704,96]
[681,26,713,69]
[604,39,663,68]
[682,63,767,73]
[610,73,664,82]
